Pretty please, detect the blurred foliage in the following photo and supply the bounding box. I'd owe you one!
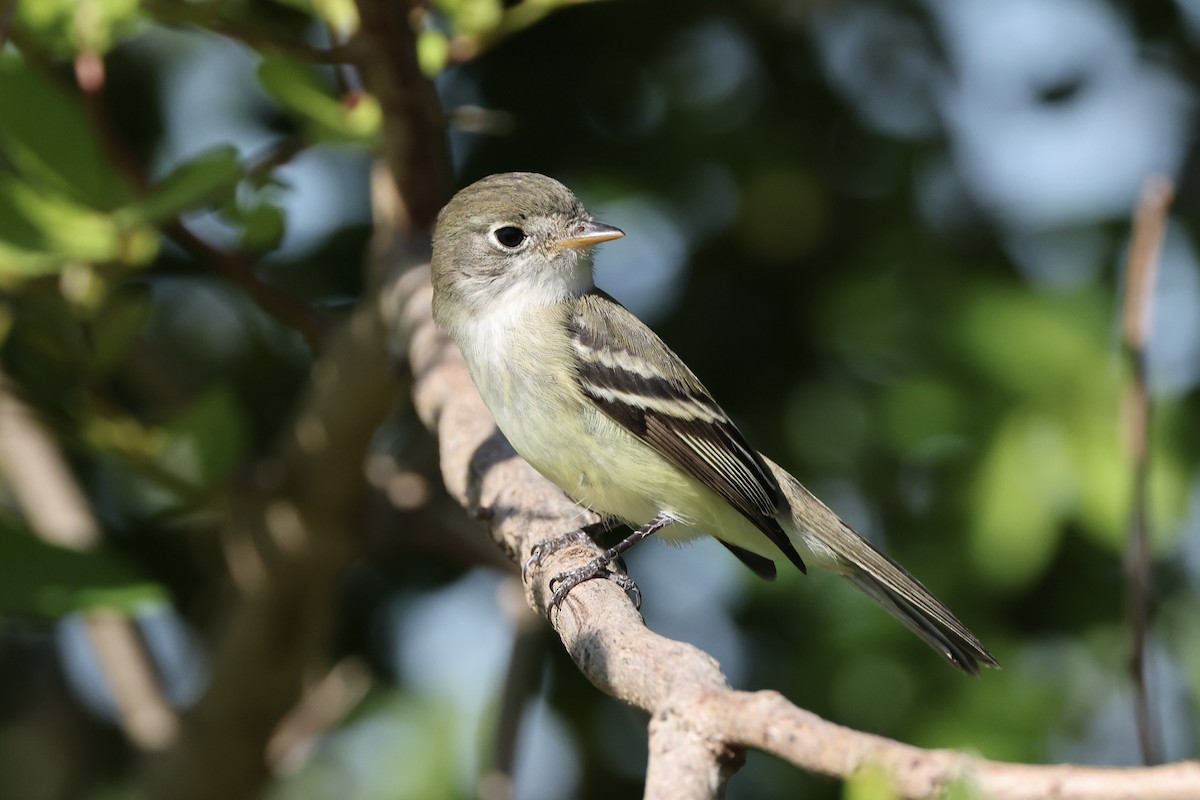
[0,518,166,617]
[1,0,1198,799]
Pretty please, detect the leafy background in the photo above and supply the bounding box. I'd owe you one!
[0,0,1198,798]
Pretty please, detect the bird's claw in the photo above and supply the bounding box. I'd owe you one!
[523,522,642,612]
[548,561,641,611]
[522,528,594,582]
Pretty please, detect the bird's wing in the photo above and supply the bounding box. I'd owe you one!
[567,290,805,573]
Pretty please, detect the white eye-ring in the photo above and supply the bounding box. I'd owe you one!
[489,224,528,250]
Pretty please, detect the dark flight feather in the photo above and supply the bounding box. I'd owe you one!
[567,290,807,574]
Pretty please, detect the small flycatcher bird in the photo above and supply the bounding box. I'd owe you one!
[431,172,997,674]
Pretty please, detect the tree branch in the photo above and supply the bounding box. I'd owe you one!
[1119,175,1174,765]
[388,266,1200,800]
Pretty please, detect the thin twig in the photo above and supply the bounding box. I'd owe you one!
[266,657,372,771]
[1119,175,1173,766]
[164,220,331,347]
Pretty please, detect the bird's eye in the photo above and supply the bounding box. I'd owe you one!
[492,226,527,249]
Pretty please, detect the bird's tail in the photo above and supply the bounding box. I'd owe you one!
[839,564,995,675]
[763,457,998,675]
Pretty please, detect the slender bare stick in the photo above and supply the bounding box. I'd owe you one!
[265,658,372,771]
[1119,175,1173,766]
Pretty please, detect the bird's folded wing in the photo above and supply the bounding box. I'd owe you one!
[567,291,805,573]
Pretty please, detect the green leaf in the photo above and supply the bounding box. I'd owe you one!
[16,0,144,56]
[257,56,381,143]
[879,376,966,460]
[0,174,159,278]
[970,410,1072,587]
[159,387,249,488]
[0,239,76,279]
[436,0,503,35]
[956,286,1108,406]
[118,146,245,225]
[0,518,167,618]
[843,764,899,800]
[222,198,287,254]
[0,54,134,210]
[418,30,451,76]
[87,287,153,376]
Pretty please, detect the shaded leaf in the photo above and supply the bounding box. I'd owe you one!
[87,287,153,376]
[118,146,244,225]
[257,56,381,143]
[223,198,287,254]
[969,411,1072,587]
[159,386,249,488]
[0,55,134,210]
[15,0,143,56]
[0,518,167,618]
[0,174,159,278]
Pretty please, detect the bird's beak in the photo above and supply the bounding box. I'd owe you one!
[553,220,625,250]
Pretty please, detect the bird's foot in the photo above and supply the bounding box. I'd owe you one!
[522,524,605,583]
[526,513,671,613]
[524,527,640,610]
[548,558,641,611]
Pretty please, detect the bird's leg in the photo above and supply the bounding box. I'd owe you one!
[522,520,612,582]
[546,512,674,612]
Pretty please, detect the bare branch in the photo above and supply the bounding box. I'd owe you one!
[84,611,182,750]
[1119,175,1174,766]
[390,266,1200,800]
[266,658,372,771]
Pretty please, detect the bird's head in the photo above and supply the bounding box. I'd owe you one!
[431,172,624,329]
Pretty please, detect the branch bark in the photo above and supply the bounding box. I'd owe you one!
[388,266,1200,800]
[1119,175,1173,765]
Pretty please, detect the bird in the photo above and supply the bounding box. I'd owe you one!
[430,171,998,675]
